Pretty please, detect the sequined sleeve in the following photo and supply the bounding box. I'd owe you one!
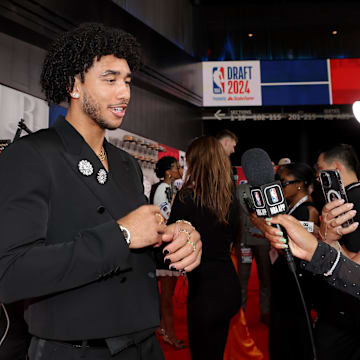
[301,241,360,299]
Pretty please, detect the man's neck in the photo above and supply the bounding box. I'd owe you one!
[66,106,105,154]
[341,170,358,187]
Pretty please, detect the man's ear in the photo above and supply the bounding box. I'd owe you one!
[333,161,343,172]
[69,76,81,99]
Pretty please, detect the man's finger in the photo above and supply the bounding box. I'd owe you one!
[327,203,354,221]
[341,222,359,235]
[323,198,345,214]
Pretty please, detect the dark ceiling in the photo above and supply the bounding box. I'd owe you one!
[192,0,360,61]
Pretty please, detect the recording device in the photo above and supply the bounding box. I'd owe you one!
[243,191,256,213]
[241,148,288,218]
[319,169,353,227]
[241,148,295,272]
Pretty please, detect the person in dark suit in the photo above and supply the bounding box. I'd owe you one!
[0,23,201,360]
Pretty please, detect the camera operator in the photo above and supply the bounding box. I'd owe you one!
[309,144,360,360]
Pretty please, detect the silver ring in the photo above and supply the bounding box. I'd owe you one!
[323,212,330,222]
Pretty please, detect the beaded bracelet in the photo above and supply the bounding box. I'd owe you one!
[176,220,195,231]
[324,241,341,277]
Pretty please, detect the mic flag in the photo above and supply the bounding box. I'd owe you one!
[241,148,288,217]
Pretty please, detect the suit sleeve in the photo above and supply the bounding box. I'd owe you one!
[0,140,131,303]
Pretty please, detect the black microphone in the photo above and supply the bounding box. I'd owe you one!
[241,148,296,273]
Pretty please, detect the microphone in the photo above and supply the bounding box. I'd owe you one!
[241,148,296,272]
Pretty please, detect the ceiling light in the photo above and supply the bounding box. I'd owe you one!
[332,30,338,35]
[353,101,360,122]
[248,33,253,38]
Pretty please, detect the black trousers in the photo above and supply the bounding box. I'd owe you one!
[314,315,360,360]
[0,302,30,360]
[28,335,164,360]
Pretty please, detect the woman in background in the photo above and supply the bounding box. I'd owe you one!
[167,136,241,359]
[270,162,319,360]
[150,156,185,349]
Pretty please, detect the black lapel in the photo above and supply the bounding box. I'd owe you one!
[53,116,144,220]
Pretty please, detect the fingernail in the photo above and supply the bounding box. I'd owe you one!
[354,222,359,228]
[163,249,170,255]
[280,237,287,244]
[347,203,354,209]
[350,210,357,215]
[170,266,177,271]
[164,258,171,265]
[281,244,288,249]
[266,217,273,222]
[277,231,283,236]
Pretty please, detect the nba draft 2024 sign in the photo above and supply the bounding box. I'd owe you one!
[202,61,262,107]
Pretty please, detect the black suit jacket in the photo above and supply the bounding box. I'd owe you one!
[0,116,159,340]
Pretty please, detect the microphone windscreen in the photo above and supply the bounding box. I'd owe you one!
[241,148,275,186]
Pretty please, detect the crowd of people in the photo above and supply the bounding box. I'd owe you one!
[1,21,360,360]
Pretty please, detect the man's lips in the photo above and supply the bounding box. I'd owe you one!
[109,105,127,117]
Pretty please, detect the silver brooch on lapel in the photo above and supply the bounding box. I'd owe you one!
[97,169,107,184]
[78,160,94,176]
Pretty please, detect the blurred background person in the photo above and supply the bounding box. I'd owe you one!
[150,156,186,350]
[168,136,241,360]
[237,182,272,326]
[270,162,319,360]
[216,129,238,157]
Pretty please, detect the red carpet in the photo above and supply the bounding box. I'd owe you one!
[159,262,269,359]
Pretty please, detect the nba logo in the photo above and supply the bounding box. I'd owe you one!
[269,188,279,204]
[213,67,225,94]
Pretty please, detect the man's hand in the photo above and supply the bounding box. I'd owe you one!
[161,221,202,272]
[319,199,358,245]
[117,205,167,249]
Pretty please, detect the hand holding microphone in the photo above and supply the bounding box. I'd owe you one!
[241,148,296,272]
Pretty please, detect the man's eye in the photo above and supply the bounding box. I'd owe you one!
[125,80,132,86]
[106,79,115,83]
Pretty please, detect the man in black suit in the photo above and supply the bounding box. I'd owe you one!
[0,23,201,359]
[313,144,360,360]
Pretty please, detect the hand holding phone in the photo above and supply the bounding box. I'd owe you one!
[319,170,353,227]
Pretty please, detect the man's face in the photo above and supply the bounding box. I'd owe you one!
[316,153,337,179]
[77,55,131,130]
[219,137,237,157]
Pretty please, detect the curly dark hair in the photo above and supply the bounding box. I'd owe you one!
[155,156,177,179]
[40,22,141,104]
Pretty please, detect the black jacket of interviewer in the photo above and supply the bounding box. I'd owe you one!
[0,116,159,341]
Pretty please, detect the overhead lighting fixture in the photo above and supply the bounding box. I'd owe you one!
[353,101,360,122]
[332,30,338,35]
[248,33,254,38]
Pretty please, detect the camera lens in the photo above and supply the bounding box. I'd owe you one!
[321,173,330,187]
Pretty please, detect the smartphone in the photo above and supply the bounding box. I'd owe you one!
[319,169,353,227]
